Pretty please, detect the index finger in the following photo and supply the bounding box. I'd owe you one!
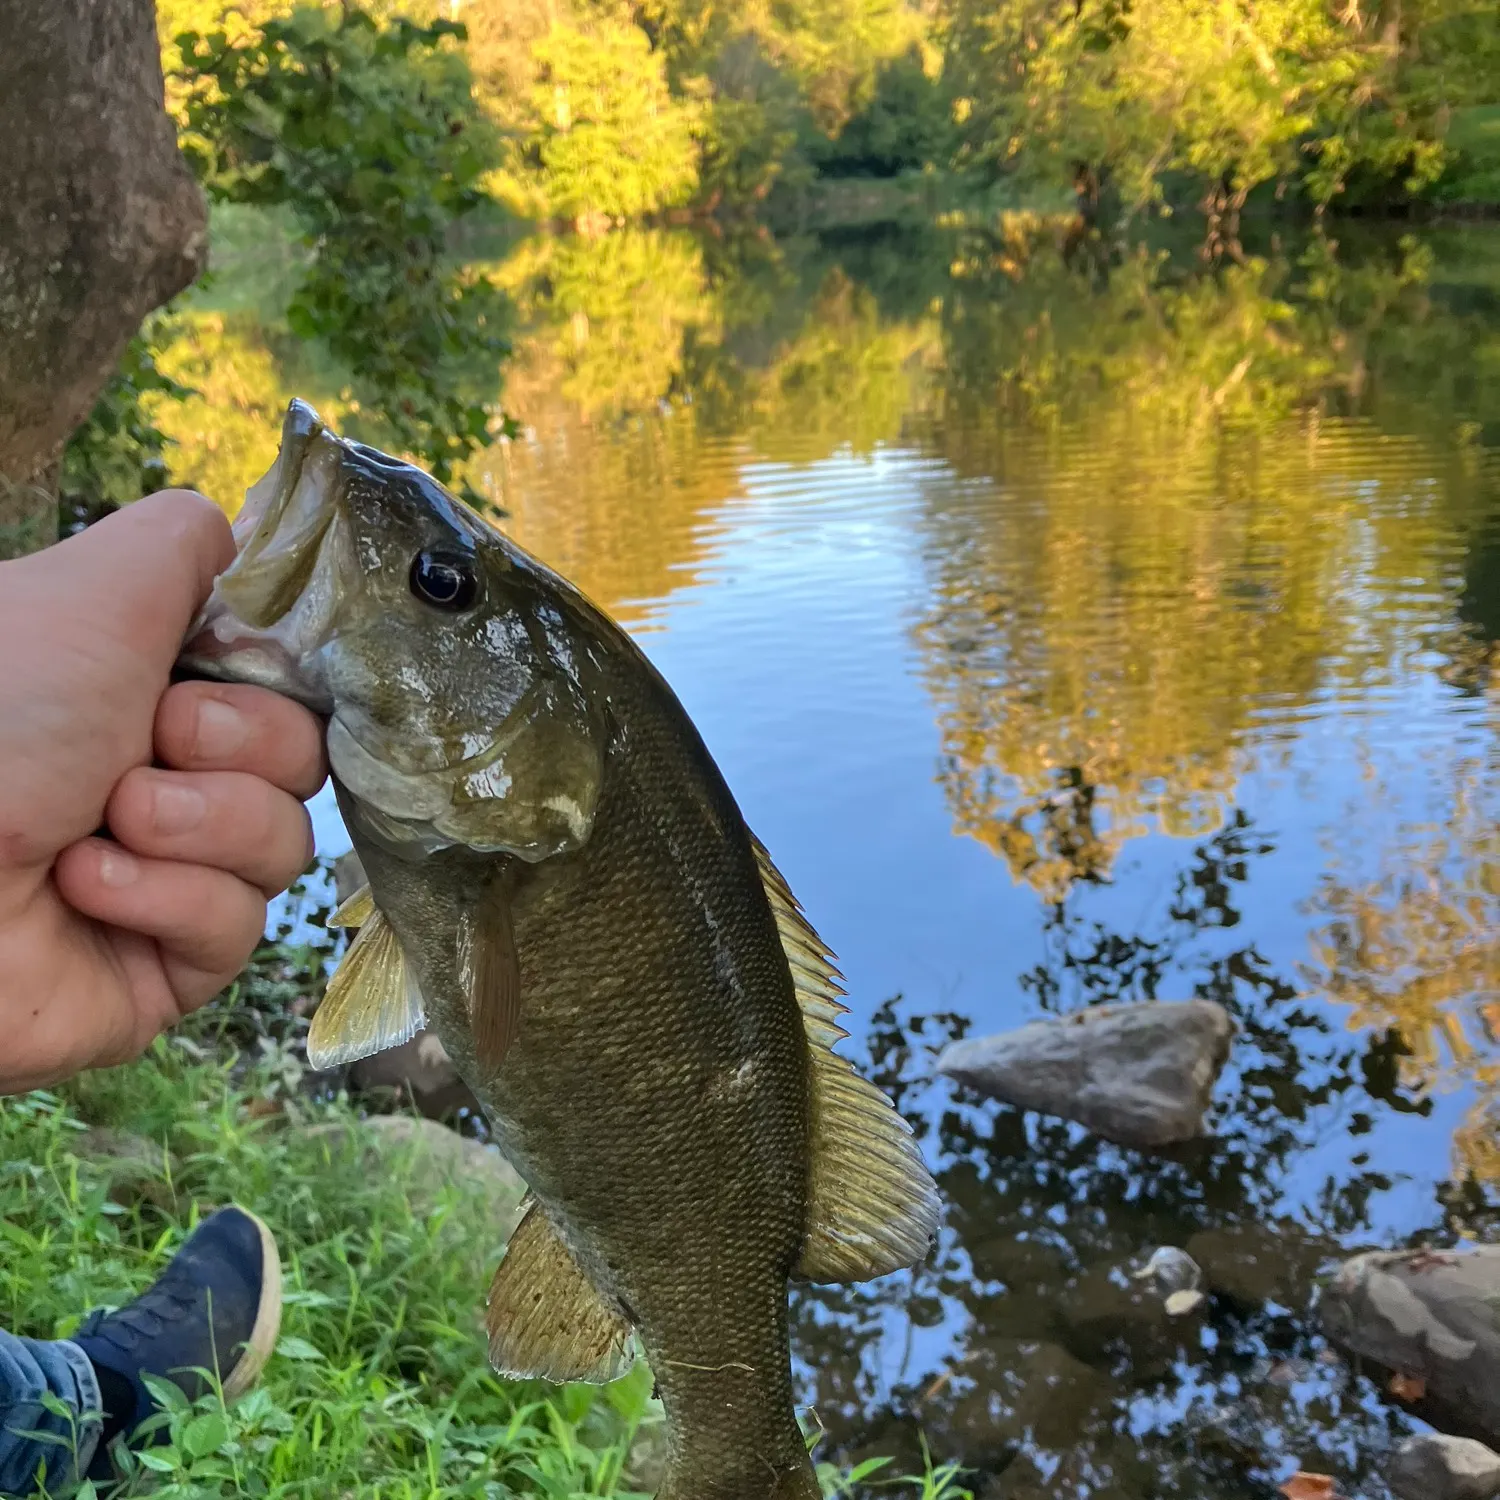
[155,680,328,800]
[26,490,234,662]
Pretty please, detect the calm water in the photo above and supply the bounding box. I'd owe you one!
[166,216,1500,1498]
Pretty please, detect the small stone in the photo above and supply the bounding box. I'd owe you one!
[1390,1434,1500,1500]
[936,1000,1234,1149]
[1164,1289,1207,1318]
[1133,1247,1203,1296]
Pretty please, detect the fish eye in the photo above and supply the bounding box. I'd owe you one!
[409,549,478,612]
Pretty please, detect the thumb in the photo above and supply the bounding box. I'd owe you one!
[31,490,236,661]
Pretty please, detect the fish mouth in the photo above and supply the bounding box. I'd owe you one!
[178,400,348,714]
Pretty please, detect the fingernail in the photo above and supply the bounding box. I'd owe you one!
[153,781,206,835]
[195,698,247,760]
[97,846,139,887]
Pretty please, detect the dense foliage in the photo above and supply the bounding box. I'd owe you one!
[943,0,1500,233]
[149,0,1500,241]
[52,0,1500,511]
[172,6,510,482]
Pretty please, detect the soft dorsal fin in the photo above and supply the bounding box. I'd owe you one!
[307,904,426,1071]
[750,837,942,1283]
[486,1199,635,1384]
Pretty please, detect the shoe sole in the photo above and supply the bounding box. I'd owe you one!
[222,1209,283,1404]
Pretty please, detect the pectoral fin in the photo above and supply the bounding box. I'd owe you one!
[751,837,943,1283]
[328,883,375,930]
[306,905,426,1070]
[486,1201,635,1384]
[460,879,522,1074]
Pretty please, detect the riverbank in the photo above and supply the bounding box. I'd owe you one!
[0,876,964,1499]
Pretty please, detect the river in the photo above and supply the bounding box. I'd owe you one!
[153,212,1500,1498]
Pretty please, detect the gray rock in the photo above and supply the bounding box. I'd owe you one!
[935,1000,1234,1149]
[305,1115,525,1239]
[350,1032,479,1120]
[72,1127,165,1174]
[1390,1434,1500,1500]
[332,851,366,908]
[69,1127,177,1210]
[1320,1246,1500,1446]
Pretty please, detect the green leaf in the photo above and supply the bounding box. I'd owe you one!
[142,1373,191,1413]
[182,1410,230,1458]
[275,1334,324,1361]
[135,1447,179,1473]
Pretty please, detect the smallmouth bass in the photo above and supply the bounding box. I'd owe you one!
[180,401,941,1500]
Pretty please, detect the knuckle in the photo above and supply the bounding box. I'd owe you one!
[106,766,156,833]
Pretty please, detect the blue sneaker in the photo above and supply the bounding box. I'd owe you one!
[72,1206,281,1474]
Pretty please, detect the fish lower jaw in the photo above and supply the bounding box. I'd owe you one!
[179,622,334,714]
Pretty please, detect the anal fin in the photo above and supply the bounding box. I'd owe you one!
[486,1201,634,1384]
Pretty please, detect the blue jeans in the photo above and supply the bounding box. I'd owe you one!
[0,1333,101,1496]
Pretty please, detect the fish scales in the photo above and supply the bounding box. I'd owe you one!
[347,641,815,1495]
[179,400,941,1500]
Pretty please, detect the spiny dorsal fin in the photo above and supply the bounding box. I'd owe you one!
[750,837,942,1283]
[307,904,426,1070]
[328,883,375,930]
[486,1199,635,1384]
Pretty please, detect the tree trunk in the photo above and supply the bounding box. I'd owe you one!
[0,0,207,557]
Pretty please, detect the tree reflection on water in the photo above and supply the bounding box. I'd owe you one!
[794,817,1461,1499]
[131,213,1500,1497]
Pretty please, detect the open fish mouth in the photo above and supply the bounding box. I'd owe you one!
[179,400,351,714]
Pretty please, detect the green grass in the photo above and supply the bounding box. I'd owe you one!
[1,1048,657,1498]
[0,875,967,1499]
[0,915,971,1500]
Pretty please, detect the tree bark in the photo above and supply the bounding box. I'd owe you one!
[0,0,207,555]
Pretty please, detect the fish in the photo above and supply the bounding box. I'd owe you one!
[179,400,942,1500]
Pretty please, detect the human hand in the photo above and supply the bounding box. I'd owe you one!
[0,491,328,1094]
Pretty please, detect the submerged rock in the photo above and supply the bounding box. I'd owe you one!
[1186,1221,1333,1310]
[1390,1434,1500,1500]
[1320,1246,1500,1446]
[935,1000,1233,1149]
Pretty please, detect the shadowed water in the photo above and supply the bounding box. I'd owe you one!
[159,214,1500,1499]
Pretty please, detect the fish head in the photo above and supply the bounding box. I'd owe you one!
[180,399,605,862]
